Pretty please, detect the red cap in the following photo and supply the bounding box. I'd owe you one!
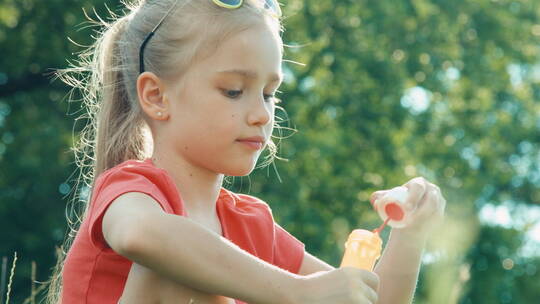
[385,203,404,221]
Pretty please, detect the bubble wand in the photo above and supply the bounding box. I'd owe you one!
[340,187,411,271]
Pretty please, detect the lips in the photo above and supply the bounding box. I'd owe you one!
[237,136,265,143]
[237,136,266,150]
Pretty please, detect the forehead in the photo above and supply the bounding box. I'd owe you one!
[216,68,282,83]
[199,25,283,82]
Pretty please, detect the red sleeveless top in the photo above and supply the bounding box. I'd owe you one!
[61,158,305,303]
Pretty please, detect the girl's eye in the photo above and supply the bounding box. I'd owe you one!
[224,90,242,99]
[223,90,279,103]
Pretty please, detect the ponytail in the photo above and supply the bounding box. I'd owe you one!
[45,11,151,303]
[94,14,151,177]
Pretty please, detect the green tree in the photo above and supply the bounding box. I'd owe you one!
[0,0,539,303]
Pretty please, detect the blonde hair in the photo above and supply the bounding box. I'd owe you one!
[46,0,289,302]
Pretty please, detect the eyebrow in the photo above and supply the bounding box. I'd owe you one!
[217,69,283,83]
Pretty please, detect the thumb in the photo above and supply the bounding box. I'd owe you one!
[369,190,389,207]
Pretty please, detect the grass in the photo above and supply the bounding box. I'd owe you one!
[0,252,17,304]
[0,252,48,304]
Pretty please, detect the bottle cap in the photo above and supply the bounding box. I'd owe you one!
[373,186,411,228]
[385,203,404,221]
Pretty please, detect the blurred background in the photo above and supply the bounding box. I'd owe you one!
[1,0,540,303]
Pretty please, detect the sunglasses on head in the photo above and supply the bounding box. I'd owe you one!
[139,0,282,74]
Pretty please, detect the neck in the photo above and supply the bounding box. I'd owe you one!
[150,150,224,218]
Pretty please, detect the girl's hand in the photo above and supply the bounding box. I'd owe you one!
[291,267,379,304]
[370,177,447,239]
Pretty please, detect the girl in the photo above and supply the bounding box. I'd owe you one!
[49,0,446,303]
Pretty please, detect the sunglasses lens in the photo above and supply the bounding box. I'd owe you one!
[214,0,242,8]
[213,0,281,17]
[263,0,281,17]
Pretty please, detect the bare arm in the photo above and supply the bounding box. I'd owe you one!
[295,233,424,304]
[102,192,299,304]
[374,229,426,304]
[371,176,445,304]
[297,251,334,276]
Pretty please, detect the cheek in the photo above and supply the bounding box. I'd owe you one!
[193,109,240,144]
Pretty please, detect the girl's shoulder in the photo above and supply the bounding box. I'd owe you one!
[91,158,169,204]
[95,158,161,182]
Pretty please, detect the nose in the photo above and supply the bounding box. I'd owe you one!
[247,94,272,126]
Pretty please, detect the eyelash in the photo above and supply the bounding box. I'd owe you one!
[223,90,280,103]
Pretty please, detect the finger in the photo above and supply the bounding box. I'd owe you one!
[438,195,447,217]
[430,182,441,194]
[433,185,447,217]
[359,270,379,292]
[431,190,447,228]
[404,177,428,209]
[369,190,389,207]
[361,284,378,304]
[425,182,445,218]
[411,188,439,222]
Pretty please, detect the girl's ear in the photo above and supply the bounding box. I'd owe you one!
[137,72,169,120]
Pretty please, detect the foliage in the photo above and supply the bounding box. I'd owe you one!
[0,0,539,303]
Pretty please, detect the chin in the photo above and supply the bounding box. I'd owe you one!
[223,164,256,176]
[226,168,255,177]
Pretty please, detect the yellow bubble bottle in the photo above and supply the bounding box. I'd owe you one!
[341,187,413,271]
[340,229,383,271]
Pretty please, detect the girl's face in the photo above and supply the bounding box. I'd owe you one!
[159,23,283,176]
